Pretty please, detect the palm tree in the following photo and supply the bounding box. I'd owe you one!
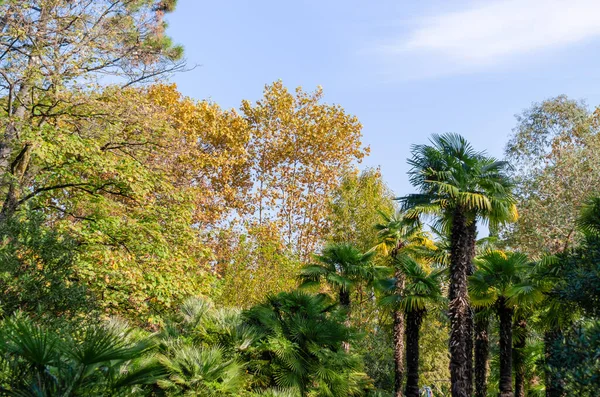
[0,315,162,396]
[299,242,377,326]
[373,210,432,397]
[515,254,575,397]
[155,297,252,396]
[469,250,539,397]
[158,344,245,396]
[242,291,371,397]
[473,306,493,397]
[381,256,444,397]
[401,133,517,397]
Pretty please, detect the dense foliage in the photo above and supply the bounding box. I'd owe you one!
[0,2,598,397]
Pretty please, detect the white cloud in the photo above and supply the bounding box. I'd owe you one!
[378,0,600,77]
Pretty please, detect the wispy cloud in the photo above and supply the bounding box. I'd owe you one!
[377,0,600,78]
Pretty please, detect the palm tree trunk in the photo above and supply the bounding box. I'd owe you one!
[449,209,476,397]
[513,318,527,397]
[405,309,425,397]
[544,329,565,397]
[465,222,476,396]
[474,310,490,397]
[393,268,406,397]
[498,298,514,397]
[339,289,351,352]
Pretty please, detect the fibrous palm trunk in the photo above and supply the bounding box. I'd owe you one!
[513,318,527,397]
[498,298,514,397]
[474,310,490,397]
[449,209,476,397]
[393,268,406,397]
[339,288,351,352]
[405,309,425,397]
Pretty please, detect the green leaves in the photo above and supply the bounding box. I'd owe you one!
[577,196,600,237]
[0,315,162,395]
[379,256,445,313]
[157,345,245,396]
[242,291,369,396]
[401,132,517,229]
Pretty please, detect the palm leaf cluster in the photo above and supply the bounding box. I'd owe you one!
[243,291,371,397]
[402,133,517,230]
[299,243,380,311]
[0,315,161,396]
[379,256,444,314]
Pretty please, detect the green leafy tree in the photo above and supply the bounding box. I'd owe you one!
[0,0,184,222]
[536,195,600,397]
[504,96,600,254]
[402,133,517,397]
[328,168,396,252]
[0,210,92,320]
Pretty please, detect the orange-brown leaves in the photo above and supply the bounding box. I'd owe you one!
[241,81,368,258]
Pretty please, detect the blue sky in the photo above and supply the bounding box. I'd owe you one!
[166,0,600,198]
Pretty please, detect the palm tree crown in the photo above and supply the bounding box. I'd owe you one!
[402,133,517,229]
[299,242,377,308]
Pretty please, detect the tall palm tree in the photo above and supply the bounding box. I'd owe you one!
[469,250,540,397]
[401,133,517,397]
[373,210,432,397]
[381,256,444,397]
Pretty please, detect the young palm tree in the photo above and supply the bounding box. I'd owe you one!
[469,250,537,397]
[0,315,162,396]
[157,344,245,396]
[381,256,444,397]
[155,297,251,396]
[373,210,432,397]
[242,291,370,397]
[299,242,377,321]
[401,133,517,397]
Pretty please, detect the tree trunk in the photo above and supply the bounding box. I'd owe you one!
[544,329,565,397]
[0,143,33,221]
[339,288,351,352]
[393,268,406,397]
[465,222,476,397]
[498,298,514,397]
[0,6,47,223]
[405,309,425,397]
[449,209,476,397]
[513,318,527,397]
[474,310,490,397]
